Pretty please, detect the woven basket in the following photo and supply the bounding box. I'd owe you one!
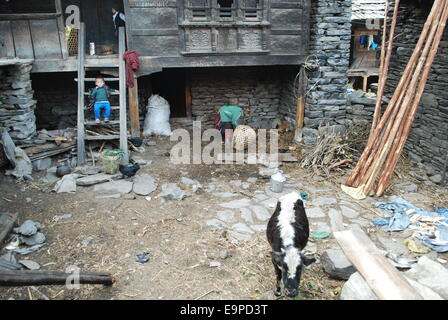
[232,125,256,150]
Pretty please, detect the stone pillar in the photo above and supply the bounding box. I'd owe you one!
[306,0,352,129]
[0,61,37,142]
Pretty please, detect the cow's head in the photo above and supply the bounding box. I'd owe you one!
[272,247,316,297]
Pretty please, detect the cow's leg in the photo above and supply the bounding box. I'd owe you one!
[272,259,282,297]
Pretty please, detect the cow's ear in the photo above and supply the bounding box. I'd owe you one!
[271,251,284,264]
[300,252,316,266]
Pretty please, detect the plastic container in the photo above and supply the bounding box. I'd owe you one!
[270,170,286,193]
[89,42,95,56]
[101,150,123,174]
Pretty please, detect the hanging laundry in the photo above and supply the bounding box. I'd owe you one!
[359,35,368,48]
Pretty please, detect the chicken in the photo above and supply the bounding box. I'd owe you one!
[119,159,140,178]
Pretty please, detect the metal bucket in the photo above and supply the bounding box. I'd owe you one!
[270,171,286,193]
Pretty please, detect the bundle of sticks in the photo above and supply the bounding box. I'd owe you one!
[343,0,448,199]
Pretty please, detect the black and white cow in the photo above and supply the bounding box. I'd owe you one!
[266,192,315,297]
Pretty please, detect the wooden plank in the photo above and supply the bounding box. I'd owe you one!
[11,20,34,59]
[0,21,15,58]
[0,270,114,287]
[0,13,62,21]
[128,76,141,137]
[0,212,18,245]
[118,26,129,165]
[185,70,192,119]
[29,19,62,59]
[55,0,69,59]
[334,229,423,300]
[77,22,86,165]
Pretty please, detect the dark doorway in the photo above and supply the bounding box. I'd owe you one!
[150,69,188,118]
[62,0,123,54]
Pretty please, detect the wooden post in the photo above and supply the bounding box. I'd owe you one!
[128,75,141,137]
[76,22,86,165]
[118,26,129,165]
[185,70,192,119]
[294,67,306,143]
[55,0,68,59]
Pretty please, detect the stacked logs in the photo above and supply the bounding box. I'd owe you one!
[344,0,448,198]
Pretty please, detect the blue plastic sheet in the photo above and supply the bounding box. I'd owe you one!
[373,197,448,253]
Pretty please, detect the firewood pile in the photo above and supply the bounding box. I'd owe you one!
[344,0,448,198]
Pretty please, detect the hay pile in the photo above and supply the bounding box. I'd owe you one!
[300,124,369,176]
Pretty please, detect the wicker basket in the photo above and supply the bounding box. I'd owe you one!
[232,125,256,150]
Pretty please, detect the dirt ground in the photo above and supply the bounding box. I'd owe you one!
[0,134,447,300]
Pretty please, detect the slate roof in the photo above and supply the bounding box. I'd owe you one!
[352,0,388,20]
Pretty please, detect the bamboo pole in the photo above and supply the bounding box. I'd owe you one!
[345,0,443,187]
[376,1,448,196]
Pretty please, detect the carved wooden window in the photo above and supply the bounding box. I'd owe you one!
[217,0,234,19]
[187,0,211,20]
[242,0,261,20]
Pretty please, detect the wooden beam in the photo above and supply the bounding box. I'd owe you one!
[0,270,114,287]
[128,76,141,137]
[334,229,423,300]
[0,13,62,21]
[185,70,192,119]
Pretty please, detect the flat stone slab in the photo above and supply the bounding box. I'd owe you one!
[94,180,133,194]
[376,235,409,256]
[159,183,191,200]
[340,206,359,219]
[312,197,337,206]
[259,198,278,209]
[213,192,239,198]
[219,198,251,209]
[206,219,227,231]
[77,173,122,186]
[328,208,344,232]
[253,194,269,202]
[53,174,78,193]
[306,207,326,219]
[405,256,448,299]
[132,175,157,196]
[232,223,254,234]
[252,205,272,221]
[77,166,102,175]
[18,260,40,270]
[321,249,356,280]
[217,210,235,223]
[20,232,46,246]
[251,224,267,232]
[240,208,254,224]
[229,231,252,242]
[340,272,378,300]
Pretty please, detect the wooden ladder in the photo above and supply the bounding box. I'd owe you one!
[76,23,129,165]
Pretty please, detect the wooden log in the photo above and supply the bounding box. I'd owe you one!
[346,0,443,188]
[0,270,115,287]
[334,229,422,300]
[0,212,18,245]
[370,0,395,135]
[361,4,443,195]
[376,1,448,196]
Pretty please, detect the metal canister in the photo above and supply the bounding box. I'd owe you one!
[270,170,286,193]
[89,42,95,55]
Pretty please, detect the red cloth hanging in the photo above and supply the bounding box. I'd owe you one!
[123,50,140,88]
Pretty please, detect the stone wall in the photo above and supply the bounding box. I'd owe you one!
[0,61,37,141]
[190,66,287,128]
[384,1,448,171]
[279,0,352,144]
